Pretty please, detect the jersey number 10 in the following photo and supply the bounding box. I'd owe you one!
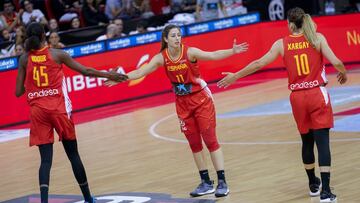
[294,54,310,76]
[33,66,49,87]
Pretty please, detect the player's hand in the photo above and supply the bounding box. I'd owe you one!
[104,79,121,87]
[337,72,347,84]
[106,68,128,83]
[217,72,237,88]
[233,39,249,54]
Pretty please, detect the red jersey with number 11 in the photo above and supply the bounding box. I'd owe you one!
[283,34,327,91]
[162,44,207,95]
[24,46,72,114]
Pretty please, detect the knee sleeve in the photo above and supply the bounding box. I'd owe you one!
[301,131,315,164]
[201,127,220,152]
[313,128,331,166]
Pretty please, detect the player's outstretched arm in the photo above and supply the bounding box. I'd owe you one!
[318,33,347,84]
[217,39,282,88]
[104,53,163,87]
[58,50,128,82]
[127,53,163,80]
[15,54,28,97]
[188,39,248,61]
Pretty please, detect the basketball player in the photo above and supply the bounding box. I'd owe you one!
[106,24,248,197]
[217,7,347,203]
[15,22,127,203]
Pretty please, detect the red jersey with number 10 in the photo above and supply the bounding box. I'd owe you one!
[283,34,327,91]
[24,46,72,114]
[162,44,207,95]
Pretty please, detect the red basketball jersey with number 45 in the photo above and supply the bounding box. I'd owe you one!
[283,34,327,91]
[162,44,207,95]
[25,46,72,114]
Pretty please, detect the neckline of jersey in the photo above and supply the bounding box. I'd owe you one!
[289,34,304,38]
[166,44,184,63]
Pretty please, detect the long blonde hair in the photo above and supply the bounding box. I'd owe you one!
[287,7,318,48]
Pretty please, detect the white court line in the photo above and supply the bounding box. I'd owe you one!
[0,129,29,143]
[149,113,187,144]
[148,83,360,145]
[148,113,360,145]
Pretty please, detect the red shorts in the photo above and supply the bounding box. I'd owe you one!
[29,105,76,146]
[290,86,334,134]
[176,88,219,153]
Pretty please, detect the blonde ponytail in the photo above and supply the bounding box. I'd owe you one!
[302,14,318,48]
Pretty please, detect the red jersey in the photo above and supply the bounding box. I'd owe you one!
[24,46,71,115]
[283,34,327,91]
[162,44,207,95]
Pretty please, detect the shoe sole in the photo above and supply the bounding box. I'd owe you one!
[215,189,230,198]
[309,181,322,197]
[190,188,215,197]
[309,190,320,197]
[320,197,337,203]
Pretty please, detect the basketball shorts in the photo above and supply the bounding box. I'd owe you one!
[290,86,334,134]
[29,105,76,146]
[175,88,219,152]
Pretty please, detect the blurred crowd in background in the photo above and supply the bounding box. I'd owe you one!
[0,0,359,58]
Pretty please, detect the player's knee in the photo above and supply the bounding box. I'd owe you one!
[186,133,202,153]
[189,143,203,153]
[206,142,220,152]
[202,136,220,152]
[200,127,219,152]
[184,131,203,153]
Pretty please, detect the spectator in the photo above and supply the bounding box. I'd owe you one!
[48,31,65,48]
[129,20,148,35]
[50,0,79,22]
[1,29,13,42]
[131,0,155,18]
[70,17,81,29]
[96,23,118,40]
[196,0,226,22]
[105,0,129,20]
[21,0,48,26]
[82,0,109,26]
[168,12,196,25]
[0,0,23,32]
[221,0,247,16]
[15,25,27,45]
[0,29,14,58]
[150,0,170,15]
[170,0,197,13]
[47,19,59,34]
[12,43,25,56]
[113,18,126,37]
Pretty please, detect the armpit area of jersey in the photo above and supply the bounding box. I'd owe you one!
[172,83,193,95]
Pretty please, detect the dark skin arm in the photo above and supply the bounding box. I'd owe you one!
[15,49,127,98]
[56,49,128,81]
[15,53,28,97]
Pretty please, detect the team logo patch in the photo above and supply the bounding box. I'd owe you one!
[1,193,215,203]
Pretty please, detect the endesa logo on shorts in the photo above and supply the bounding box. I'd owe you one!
[28,89,59,99]
[289,80,319,90]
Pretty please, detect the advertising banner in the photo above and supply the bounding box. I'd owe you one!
[1,13,359,127]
